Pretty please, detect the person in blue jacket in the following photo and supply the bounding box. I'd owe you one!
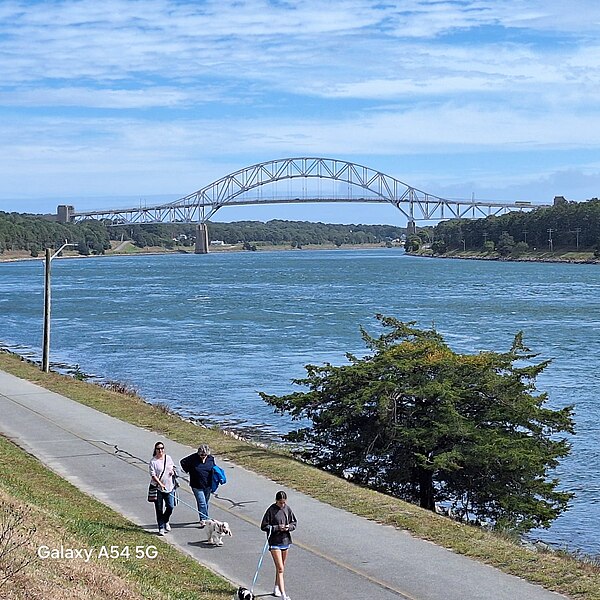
[180,444,215,526]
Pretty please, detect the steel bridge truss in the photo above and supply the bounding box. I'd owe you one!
[70,157,544,224]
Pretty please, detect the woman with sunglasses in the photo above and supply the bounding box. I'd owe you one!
[149,441,176,535]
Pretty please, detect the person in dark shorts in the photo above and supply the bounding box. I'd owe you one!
[260,490,297,600]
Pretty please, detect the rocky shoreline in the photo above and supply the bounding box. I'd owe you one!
[410,250,600,265]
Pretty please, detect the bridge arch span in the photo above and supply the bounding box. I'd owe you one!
[170,157,432,223]
[66,157,544,246]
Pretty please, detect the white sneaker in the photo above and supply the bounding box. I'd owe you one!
[164,523,171,532]
[158,528,165,536]
[283,595,292,600]
[273,585,282,597]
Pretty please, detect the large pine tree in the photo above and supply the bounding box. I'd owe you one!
[261,315,574,532]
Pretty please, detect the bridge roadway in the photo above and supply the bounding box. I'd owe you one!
[57,157,553,252]
[58,157,550,232]
[0,369,568,600]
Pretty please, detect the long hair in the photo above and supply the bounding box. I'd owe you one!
[153,441,164,457]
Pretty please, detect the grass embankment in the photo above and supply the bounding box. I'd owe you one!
[0,434,232,599]
[0,240,393,262]
[1,350,599,599]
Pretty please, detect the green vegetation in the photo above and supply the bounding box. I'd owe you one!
[0,211,404,256]
[0,211,111,256]
[115,220,404,248]
[413,197,600,259]
[261,315,574,532]
[0,350,598,598]
[0,434,233,599]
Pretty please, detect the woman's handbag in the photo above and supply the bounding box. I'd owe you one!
[147,483,158,502]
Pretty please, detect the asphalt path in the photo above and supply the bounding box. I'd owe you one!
[0,369,568,600]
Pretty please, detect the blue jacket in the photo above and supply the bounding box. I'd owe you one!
[211,464,227,492]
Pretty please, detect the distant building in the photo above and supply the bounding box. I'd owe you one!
[210,240,226,246]
[553,195,567,205]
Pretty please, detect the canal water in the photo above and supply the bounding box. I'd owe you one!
[1,249,598,555]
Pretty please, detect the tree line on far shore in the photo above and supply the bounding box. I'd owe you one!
[0,212,405,256]
[407,197,600,257]
[111,220,404,249]
[0,212,111,256]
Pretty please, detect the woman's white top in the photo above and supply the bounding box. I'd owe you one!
[149,454,176,493]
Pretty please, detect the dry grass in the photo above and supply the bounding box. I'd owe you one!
[0,431,233,600]
[1,350,599,599]
[1,491,144,600]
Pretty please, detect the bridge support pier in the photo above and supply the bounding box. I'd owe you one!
[56,204,75,223]
[195,223,209,254]
[406,219,417,236]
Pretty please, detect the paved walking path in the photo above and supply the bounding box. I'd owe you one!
[0,369,568,600]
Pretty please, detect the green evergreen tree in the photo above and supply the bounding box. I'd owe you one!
[405,235,422,252]
[431,240,447,254]
[497,231,516,256]
[261,315,574,532]
[511,241,529,258]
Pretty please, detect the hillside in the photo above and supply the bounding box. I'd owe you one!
[409,197,600,258]
[0,212,404,256]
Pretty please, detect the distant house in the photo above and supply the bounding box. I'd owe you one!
[210,239,226,246]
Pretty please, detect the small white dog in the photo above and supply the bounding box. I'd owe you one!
[233,587,254,600]
[205,519,232,546]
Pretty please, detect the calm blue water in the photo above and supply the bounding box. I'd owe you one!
[1,250,599,555]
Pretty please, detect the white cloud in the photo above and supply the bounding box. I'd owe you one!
[0,87,211,109]
[1,1,600,209]
[0,0,597,116]
[1,103,599,192]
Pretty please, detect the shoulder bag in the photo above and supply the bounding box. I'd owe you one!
[147,456,167,502]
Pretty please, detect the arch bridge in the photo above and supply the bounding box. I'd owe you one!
[60,157,548,253]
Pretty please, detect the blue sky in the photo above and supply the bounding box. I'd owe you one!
[1,0,600,225]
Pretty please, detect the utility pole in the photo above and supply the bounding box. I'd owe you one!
[461,239,466,251]
[547,228,554,252]
[574,227,581,250]
[42,241,76,373]
[483,232,488,245]
[522,230,528,244]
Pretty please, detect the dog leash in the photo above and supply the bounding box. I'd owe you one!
[250,526,271,594]
[163,476,206,517]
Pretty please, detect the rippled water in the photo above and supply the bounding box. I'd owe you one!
[1,250,599,555]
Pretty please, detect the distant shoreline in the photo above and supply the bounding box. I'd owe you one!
[3,245,598,266]
[0,241,400,264]
[409,250,600,265]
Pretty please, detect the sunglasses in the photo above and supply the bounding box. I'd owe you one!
[155,446,165,450]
